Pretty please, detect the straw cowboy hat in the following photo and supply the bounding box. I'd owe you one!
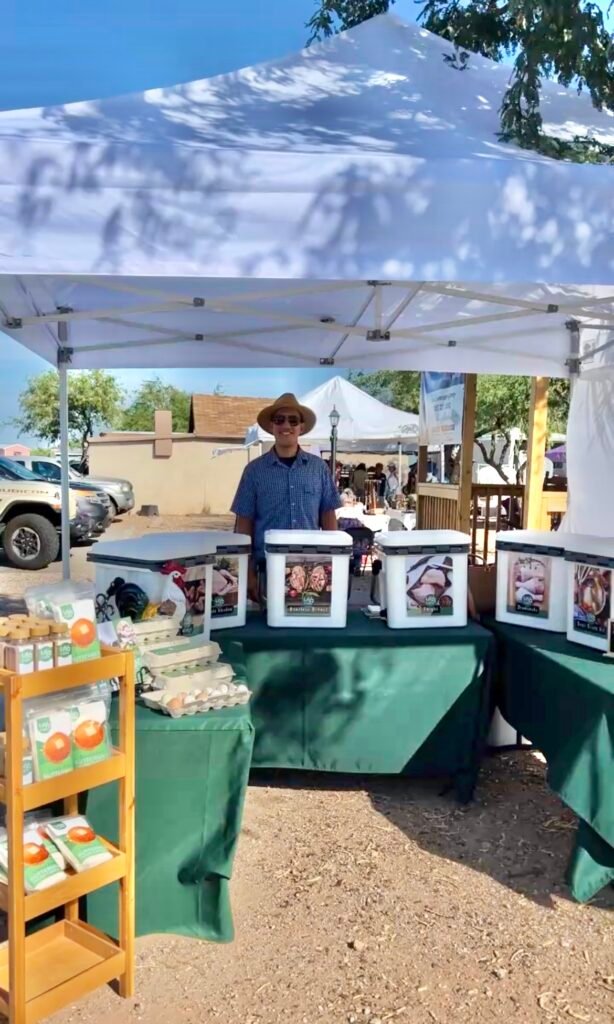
[257,393,317,435]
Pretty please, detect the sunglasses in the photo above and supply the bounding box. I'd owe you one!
[271,414,301,426]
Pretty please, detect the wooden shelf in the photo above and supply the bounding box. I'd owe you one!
[0,841,125,922]
[0,920,125,1024]
[0,648,135,1023]
[0,750,127,810]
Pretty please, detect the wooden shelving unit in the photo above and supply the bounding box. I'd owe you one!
[0,648,135,1024]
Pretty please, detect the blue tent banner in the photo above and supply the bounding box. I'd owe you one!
[419,372,465,446]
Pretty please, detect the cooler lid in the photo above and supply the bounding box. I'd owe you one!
[374,529,470,555]
[265,529,352,554]
[195,531,251,555]
[563,533,614,568]
[87,531,217,570]
[495,529,565,556]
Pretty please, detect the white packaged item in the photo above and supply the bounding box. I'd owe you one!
[44,816,113,872]
[88,532,216,640]
[199,531,251,630]
[564,535,614,651]
[374,530,470,629]
[495,530,567,632]
[28,706,74,781]
[0,827,68,892]
[26,581,100,663]
[265,530,353,629]
[142,637,220,670]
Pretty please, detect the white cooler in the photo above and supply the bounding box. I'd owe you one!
[495,530,566,632]
[88,532,216,639]
[199,531,251,630]
[564,535,614,651]
[374,530,470,629]
[264,530,352,629]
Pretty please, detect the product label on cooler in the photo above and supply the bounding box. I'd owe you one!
[284,555,333,616]
[573,562,611,638]
[507,554,551,618]
[405,554,454,616]
[211,556,240,618]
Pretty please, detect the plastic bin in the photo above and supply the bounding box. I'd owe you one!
[374,530,470,629]
[564,534,614,651]
[198,531,251,630]
[265,530,352,628]
[88,532,216,639]
[495,530,566,632]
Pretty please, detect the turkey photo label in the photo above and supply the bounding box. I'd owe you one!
[405,555,454,616]
[507,554,551,619]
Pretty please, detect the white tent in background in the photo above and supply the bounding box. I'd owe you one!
[0,13,613,570]
[244,376,418,449]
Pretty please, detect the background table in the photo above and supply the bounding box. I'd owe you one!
[490,620,614,902]
[218,613,494,802]
[86,700,254,942]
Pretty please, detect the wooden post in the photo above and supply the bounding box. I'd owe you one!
[416,447,428,527]
[459,374,477,535]
[523,377,549,529]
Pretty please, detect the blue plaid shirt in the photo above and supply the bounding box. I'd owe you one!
[231,447,341,560]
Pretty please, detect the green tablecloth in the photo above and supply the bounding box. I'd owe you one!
[490,620,614,902]
[86,700,254,942]
[217,613,494,802]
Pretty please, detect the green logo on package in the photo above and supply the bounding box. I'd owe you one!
[59,642,72,658]
[61,604,75,620]
[39,648,52,663]
[38,717,51,735]
[20,650,33,665]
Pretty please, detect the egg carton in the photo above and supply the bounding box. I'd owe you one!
[156,660,233,689]
[141,682,251,718]
[142,638,221,670]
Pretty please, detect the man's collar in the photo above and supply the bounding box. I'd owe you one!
[267,445,309,465]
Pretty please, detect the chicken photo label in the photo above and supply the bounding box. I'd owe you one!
[284,555,333,616]
[507,554,551,619]
[211,556,240,618]
[573,562,611,638]
[405,554,454,616]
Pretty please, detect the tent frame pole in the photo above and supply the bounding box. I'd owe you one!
[57,330,72,580]
[523,377,549,530]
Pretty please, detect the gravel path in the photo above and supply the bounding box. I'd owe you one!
[0,516,611,1024]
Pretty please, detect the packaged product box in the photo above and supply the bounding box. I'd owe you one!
[29,708,74,781]
[70,700,111,768]
[45,816,113,872]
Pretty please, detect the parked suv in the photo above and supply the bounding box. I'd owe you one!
[12,457,134,516]
[0,459,112,568]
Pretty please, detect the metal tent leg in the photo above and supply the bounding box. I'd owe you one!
[58,344,72,580]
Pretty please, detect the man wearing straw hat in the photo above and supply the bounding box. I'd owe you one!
[232,393,341,601]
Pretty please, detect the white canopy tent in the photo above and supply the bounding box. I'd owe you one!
[244,376,418,450]
[0,13,613,572]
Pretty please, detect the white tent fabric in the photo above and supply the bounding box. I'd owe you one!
[561,379,614,537]
[0,15,613,377]
[244,376,418,447]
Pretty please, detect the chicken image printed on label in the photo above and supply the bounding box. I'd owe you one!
[284,556,333,616]
[211,556,240,617]
[573,562,611,638]
[507,554,551,619]
[405,555,454,616]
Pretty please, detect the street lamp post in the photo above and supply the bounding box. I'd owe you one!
[329,405,340,485]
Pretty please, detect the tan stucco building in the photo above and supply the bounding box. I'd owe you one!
[89,394,271,516]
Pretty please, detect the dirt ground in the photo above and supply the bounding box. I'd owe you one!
[0,516,612,1024]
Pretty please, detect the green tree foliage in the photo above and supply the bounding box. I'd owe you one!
[350,370,570,480]
[121,377,191,433]
[307,1,614,162]
[14,370,124,459]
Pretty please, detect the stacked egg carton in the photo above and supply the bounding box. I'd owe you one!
[138,632,250,718]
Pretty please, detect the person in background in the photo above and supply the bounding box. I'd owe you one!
[232,393,341,602]
[385,463,400,506]
[351,462,367,502]
[373,463,387,508]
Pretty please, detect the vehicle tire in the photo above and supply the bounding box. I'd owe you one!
[2,514,60,570]
[109,497,119,518]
